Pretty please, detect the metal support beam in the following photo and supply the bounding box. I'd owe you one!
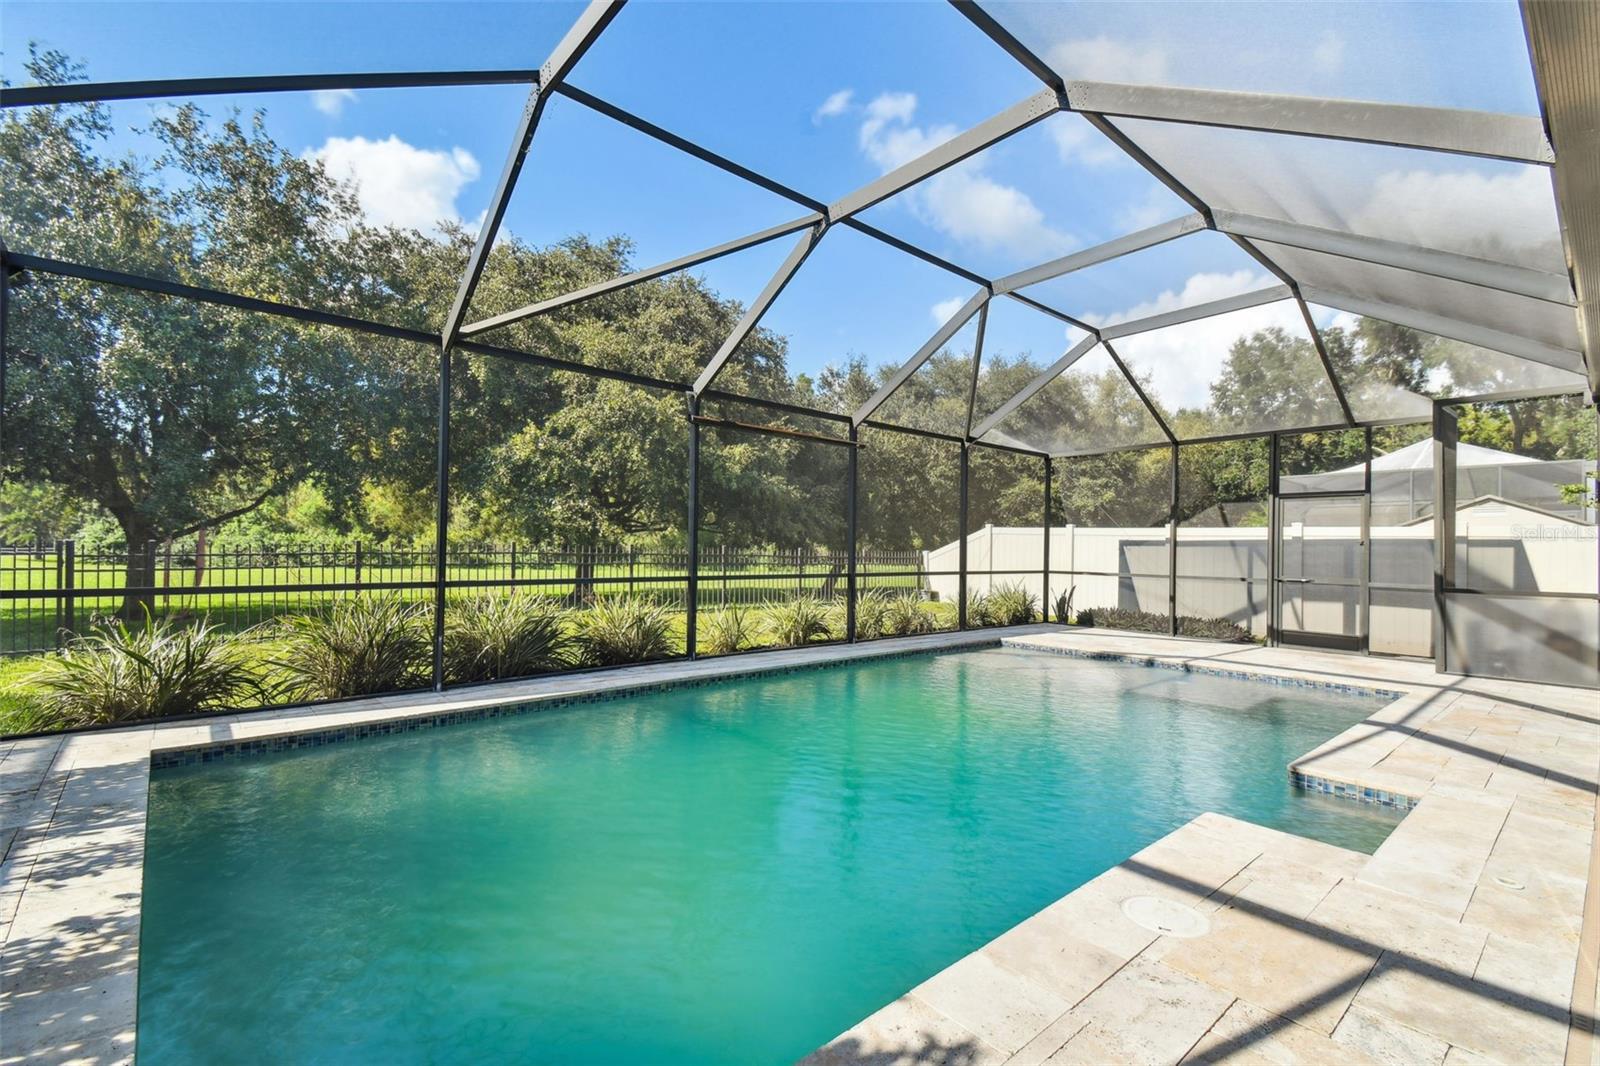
[993,213,1207,295]
[555,83,826,213]
[847,423,859,642]
[841,218,992,288]
[1216,211,1576,305]
[459,213,823,337]
[964,302,989,438]
[9,252,689,392]
[827,89,1061,220]
[693,221,827,395]
[958,443,970,629]
[0,69,540,108]
[1042,455,1052,621]
[1432,403,1458,672]
[1267,433,1281,646]
[1100,284,1293,340]
[686,394,701,657]
[1168,444,1179,637]
[440,0,624,351]
[431,347,451,691]
[970,336,1098,441]
[1300,285,1586,374]
[854,288,988,426]
[1101,340,1177,444]
[0,246,8,465]
[948,1,1066,93]
[1524,0,1600,393]
[1063,81,1555,165]
[1294,294,1357,426]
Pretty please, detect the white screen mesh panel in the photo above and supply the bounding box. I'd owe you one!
[1257,240,1583,362]
[1108,300,1345,438]
[1113,119,1566,275]
[980,343,1168,454]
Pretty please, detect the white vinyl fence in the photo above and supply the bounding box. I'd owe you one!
[924,501,1596,654]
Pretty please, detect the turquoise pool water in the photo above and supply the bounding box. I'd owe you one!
[138,647,1401,1065]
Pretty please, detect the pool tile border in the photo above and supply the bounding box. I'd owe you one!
[149,640,1006,770]
[1002,638,1407,699]
[1290,769,1421,810]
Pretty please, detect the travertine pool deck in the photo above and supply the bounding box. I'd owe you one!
[4,626,1596,1065]
[806,630,1600,1066]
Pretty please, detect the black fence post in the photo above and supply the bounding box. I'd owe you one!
[52,539,64,648]
[144,540,159,620]
[63,538,75,640]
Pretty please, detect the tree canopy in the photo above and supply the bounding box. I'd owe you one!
[1,50,1593,575]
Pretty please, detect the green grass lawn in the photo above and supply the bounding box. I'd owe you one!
[0,594,957,738]
[1,551,923,655]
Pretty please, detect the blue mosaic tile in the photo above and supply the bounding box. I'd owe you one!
[1002,640,1406,701]
[151,638,1007,771]
[1289,770,1420,810]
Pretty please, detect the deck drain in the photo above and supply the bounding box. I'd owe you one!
[1493,874,1526,891]
[1121,896,1210,938]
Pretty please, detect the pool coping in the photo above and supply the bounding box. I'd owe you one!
[5,625,1597,1065]
[808,630,1600,1066]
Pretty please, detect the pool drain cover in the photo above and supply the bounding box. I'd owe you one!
[1121,896,1210,938]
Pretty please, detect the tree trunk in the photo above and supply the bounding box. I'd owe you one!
[113,513,159,621]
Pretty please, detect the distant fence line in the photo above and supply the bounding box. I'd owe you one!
[0,541,925,656]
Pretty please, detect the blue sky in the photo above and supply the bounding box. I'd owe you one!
[3,1,1554,402]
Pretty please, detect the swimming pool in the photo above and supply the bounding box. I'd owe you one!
[137,646,1401,1064]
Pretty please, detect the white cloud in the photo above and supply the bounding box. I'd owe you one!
[1351,166,1563,267]
[1115,185,1180,232]
[854,91,1075,262]
[931,296,966,325]
[1048,118,1123,168]
[1045,36,1170,83]
[1310,32,1345,75]
[311,89,356,117]
[306,135,481,234]
[1091,270,1295,409]
[813,88,854,124]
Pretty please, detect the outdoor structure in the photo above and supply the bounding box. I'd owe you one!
[8,5,1600,1065]
[1,0,1598,701]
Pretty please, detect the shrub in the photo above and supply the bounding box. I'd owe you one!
[882,593,934,636]
[765,595,833,646]
[701,602,758,655]
[578,596,677,666]
[852,589,892,639]
[1176,615,1256,643]
[987,582,1038,626]
[30,614,265,727]
[273,595,431,700]
[444,593,573,683]
[1077,606,1170,634]
[1053,586,1074,625]
[966,591,998,627]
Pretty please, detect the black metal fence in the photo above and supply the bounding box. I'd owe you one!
[0,541,924,656]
